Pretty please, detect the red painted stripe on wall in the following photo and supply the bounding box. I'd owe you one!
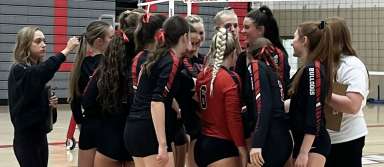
[60,63,74,72]
[192,4,200,14]
[54,0,71,72]
[144,0,158,12]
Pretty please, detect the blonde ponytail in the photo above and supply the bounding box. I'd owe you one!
[210,28,227,95]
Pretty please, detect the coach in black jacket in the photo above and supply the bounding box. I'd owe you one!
[8,26,78,167]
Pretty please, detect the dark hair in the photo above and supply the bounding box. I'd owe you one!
[142,16,191,75]
[246,6,287,56]
[69,20,111,101]
[96,30,134,112]
[118,10,143,61]
[134,14,167,51]
[288,21,335,100]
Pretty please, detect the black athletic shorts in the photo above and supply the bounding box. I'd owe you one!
[79,118,100,150]
[181,104,201,140]
[259,119,292,167]
[194,135,239,167]
[184,120,201,141]
[124,119,172,157]
[292,130,331,158]
[97,116,133,161]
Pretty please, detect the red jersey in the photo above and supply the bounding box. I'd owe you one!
[195,67,245,147]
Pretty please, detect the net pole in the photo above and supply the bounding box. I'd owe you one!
[169,0,175,16]
[187,0,192,16]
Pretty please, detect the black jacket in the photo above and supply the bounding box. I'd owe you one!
[174,56,203,137]
[81,66,132,118]
[289,63,328,142]
[236,50,291,99]
[8,53,65,133]
[128,51,180,120]
[245,60,289,148]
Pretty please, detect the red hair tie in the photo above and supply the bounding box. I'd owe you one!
[155,29,165,43]
[142,13,152,23]
[259,46,266,56]
[115,29,129,43]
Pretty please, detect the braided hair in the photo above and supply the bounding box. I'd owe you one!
[206,27,236,95]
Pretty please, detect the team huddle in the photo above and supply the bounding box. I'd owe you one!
[8,5,369,167]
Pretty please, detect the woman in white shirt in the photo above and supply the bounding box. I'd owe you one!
[325,17,369,167]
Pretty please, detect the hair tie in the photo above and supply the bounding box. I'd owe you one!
[155,28,165,43]
[266,46,275,55]
[259,7,272,17]
[142,13,152,23]
[253,45,270,59]
[259,8,268,15]
[260,46,266,55]
[115,29,129,43]
[80,32,87,40]
[319,20,327,29]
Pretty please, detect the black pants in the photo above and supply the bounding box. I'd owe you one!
[13,131,48,167]
[325,136,365,167]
